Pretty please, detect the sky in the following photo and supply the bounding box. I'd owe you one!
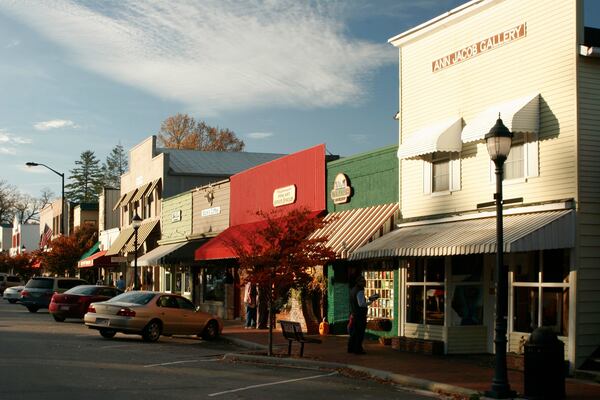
[1,0,599,198]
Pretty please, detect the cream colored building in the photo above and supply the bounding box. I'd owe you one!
[351,0,599,371]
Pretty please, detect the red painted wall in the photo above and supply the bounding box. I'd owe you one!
[230,144,326,225]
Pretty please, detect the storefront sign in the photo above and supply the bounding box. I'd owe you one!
[110,256,127,263]
[201,206,221,217]
[432,23,527,72]
[171,210,182,222]
[330,173,352,204]
[273,185,296,207]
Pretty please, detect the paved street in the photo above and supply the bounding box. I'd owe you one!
[0,301,439,400]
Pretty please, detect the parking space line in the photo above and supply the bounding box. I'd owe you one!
[208,371,338,397]
[144,358,221,368]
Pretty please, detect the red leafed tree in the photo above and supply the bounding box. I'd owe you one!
[39,224,97,277]
[0,251,32,279]
[226,207,335,356]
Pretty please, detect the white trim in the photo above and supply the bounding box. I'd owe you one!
[580,45,600,57]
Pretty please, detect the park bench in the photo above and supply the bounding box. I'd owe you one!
[279,320,322,357]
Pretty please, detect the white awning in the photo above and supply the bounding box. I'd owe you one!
[398,117,463,159]
[461,94,539,143]
[136,241,187,266]
[349,209,574,260]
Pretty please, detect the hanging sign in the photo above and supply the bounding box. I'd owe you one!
[273,185,296,207]
[432,23,527,72]
[201,206,221,217]
[171,210,182,222]
[330,173,352,204]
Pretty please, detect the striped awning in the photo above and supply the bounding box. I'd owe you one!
[105,227,134,256]
[310,203,399,259]
[461,94,539,143]
[398,117,463,159]
[349,209,574,260]
[120,189,138,209]
[131,182,152,203]
[145,178,161,198]
[122,219,160,253]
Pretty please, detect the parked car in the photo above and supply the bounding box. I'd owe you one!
[20,277,88,313]
[49,285,123,322]
[84,291,223,342]
[0,273,24,295]
[3,285,24,303]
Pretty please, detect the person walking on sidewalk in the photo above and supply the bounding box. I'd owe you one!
[244,282,258,329]
[348,275,378,354]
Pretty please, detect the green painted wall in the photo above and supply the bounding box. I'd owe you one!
[325,145,400,337]
[161,191,193,242]
[326,144,398,212]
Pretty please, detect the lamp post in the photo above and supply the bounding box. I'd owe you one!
[26,162,65,236]
[485,116,516,399]
[132,213,142,291]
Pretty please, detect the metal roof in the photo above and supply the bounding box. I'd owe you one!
[349,209,574,260]
[158,148,285,175]
[310,203,399,259]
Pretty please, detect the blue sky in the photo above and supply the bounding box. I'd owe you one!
[1,0,599,198]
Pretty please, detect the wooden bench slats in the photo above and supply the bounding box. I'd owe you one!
[279,320,321,357]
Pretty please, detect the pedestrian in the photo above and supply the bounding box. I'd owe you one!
[116,275,126,291]
[244,282,258,329]
[96,276,104,285]
[347,275,379,355]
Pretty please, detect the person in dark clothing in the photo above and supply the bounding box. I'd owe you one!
[347,275,379,354]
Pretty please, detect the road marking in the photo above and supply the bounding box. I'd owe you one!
[208,371,338,397]
[99,344,137,349]
[144,358,221,368]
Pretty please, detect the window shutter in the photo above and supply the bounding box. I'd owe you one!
[526,133,539,178]
[423,160,432,194]
[450,156,461,192]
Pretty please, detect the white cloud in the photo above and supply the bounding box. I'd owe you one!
[0,129,32,145]
[0,147,16,155]
[0,0,396,114]
[247,132,274,140]
[33,119,77,131]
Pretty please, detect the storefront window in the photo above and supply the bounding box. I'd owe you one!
[450,255,483,326]
[203,269,226,302]
[405,258,444,326]
[512,249,570,336]
[364,269,394,320]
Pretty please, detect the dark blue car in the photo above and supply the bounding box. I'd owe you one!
[20,277,88,313]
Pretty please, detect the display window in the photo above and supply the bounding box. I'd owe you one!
[406,258,445,325]
[511,249,570,336]
[364,268,394,320]
[449,255,483,326]
[203,268,226,302]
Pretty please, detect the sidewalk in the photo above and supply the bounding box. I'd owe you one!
[221,321,600,399]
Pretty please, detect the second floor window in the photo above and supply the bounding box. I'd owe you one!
[432,154,450,192]
[504,133,525,180]
[423,152,461,194]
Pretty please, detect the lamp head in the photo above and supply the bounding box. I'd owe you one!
[485,115,513,162]
[132,213,143,229]
[26,162,39,167]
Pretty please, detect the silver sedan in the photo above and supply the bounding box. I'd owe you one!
[3,285,24,303]
[84,291,223,342]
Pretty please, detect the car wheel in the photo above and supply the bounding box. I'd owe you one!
[142,320,162,342]
[52,314,66,322]
[8,299,17,304]
[27,306,39,313]
[99,329,116,339]
[201,320,220,341]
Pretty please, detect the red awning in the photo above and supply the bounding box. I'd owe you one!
[78,251,117,268]
[195,211,323,261]
[31,260,42,269]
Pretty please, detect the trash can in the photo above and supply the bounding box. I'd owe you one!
[524,327,566,399]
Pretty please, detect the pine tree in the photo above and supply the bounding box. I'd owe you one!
[65,150,104,203]
[102,144,128,189]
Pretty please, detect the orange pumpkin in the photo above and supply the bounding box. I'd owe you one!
[319,318,329,335]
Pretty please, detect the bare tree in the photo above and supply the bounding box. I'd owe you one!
[0,180,18,225]
[13,187,54,224]
[158,113,245,152]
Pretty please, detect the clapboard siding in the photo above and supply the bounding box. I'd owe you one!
[404,323,444,341]
[192,180,230,236]
[398,0,577,219]
[576,46,600,366]
[446,326,487,354]
[161,191,192,242]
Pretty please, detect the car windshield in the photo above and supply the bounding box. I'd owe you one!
[108,292,155,305]
[25,278,53,289]
[64,286,98,295]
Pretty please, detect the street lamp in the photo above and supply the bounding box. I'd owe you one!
[484,116,516,399]
[26,162,65,236]
[132,213,143,291]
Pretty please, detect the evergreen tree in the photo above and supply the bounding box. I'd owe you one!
[102,144,128,189]
[65,150,103,203]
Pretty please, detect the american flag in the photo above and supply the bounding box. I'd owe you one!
[40,225,53,249]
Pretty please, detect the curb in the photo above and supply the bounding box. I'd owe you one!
[223,335,480,399]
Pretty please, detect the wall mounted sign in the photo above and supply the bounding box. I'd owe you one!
[201,206,221,217]
[171,210,182,222]
[432,23,527,72]
[330,173,352,204]
[273,185,296,207]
